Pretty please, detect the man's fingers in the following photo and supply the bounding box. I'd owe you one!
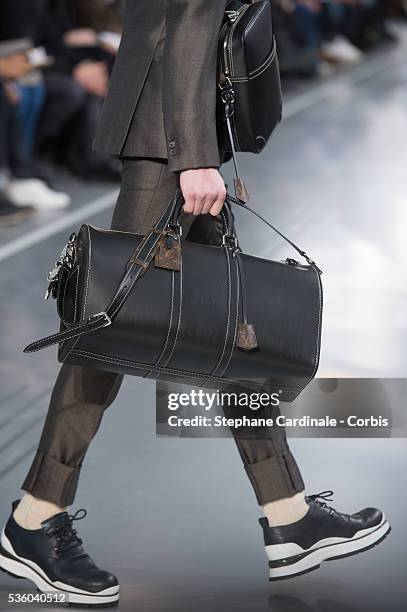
[182,194,195,214]
[185,192,207,215]
[192,196,205,215]
[201,195,215,215]
[210,195,226,217]
[184,193,225,216]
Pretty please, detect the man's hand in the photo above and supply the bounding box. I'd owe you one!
[64,28,98,48]
[180,168,226,216]
[73,61,108,97]
[0,53,32,80]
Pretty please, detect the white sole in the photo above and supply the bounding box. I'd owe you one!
[0,533,119,607]
[267,517,391,581]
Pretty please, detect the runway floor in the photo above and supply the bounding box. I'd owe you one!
[1,29,407,612]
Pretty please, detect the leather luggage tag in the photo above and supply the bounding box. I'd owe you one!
[237,323,258,351]
[234,177,250,203]
[154,234,181,271]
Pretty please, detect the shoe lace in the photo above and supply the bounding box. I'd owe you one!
[44,508,87,555]
[307,490,336,516]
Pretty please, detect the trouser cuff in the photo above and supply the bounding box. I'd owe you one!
[21,450,80,507]
[245,450,305,506]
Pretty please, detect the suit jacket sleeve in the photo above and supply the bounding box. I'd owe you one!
[163,0,228,172]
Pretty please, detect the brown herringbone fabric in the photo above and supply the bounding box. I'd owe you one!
[94,0,228,172]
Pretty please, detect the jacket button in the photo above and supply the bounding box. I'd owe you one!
[168,141,175,149]
[170,149,176,156]
[167,133,175,142]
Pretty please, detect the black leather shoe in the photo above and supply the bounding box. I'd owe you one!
[259,491,390,581]
[0,501,119,607]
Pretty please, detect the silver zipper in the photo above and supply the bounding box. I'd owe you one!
[225,10,240,23]
[223,4,250,77]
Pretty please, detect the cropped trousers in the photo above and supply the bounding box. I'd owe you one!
[21,157,305,507]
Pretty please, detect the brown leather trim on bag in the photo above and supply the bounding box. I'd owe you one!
[154,235,181,271]
[127,228,169,272]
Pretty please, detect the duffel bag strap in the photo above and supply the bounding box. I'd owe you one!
[24,312,113,353]
[23,192,184,353]
[226,194,323,274]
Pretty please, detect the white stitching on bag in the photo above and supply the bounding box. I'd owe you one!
[219,255,240,377]
[73,268,80,322]
[155,270,175,366]
[163,255,183,367]
[70,348,301,392]
[82,226,92,320]
[231,42,277,83]
[209,246,232,378]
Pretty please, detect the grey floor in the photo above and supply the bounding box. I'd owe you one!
[1,29,407,612]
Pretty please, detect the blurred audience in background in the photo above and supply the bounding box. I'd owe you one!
[0,0,405,226]
[0,0,124,225]
[272,0,405,75]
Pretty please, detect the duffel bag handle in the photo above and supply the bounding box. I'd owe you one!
[226,194,322,274]
[167,190,237,243]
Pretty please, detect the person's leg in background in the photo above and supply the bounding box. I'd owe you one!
[339,0,395,50]
[0,82,35,226]
[3,80,70,211]
[317,2,364,65]
[38,71,119,182]
[63,93,120,182]
[11,83,46,178]
[37,71,87,155]
[292,3,322,51]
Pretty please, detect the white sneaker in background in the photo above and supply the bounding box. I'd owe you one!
[6,178,71,211]
[321,36,364,65]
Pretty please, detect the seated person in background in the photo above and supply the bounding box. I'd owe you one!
[0,56,35,226]
[274,0,364,74]
[36,0,124,181]
[272,0,395,77]
[0,41,71,213]
[338,0,398,50]
[0,0,123,184]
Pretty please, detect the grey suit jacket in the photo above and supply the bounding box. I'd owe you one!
[94,0,228,173]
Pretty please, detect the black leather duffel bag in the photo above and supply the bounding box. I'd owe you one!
[217,0,282,200]
[24,193,323,402]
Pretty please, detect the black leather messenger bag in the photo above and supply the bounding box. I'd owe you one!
[217,0,282,201]
[24,193,323,402]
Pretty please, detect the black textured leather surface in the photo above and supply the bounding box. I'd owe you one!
[24,192,323,402]
[259,502,383,549]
